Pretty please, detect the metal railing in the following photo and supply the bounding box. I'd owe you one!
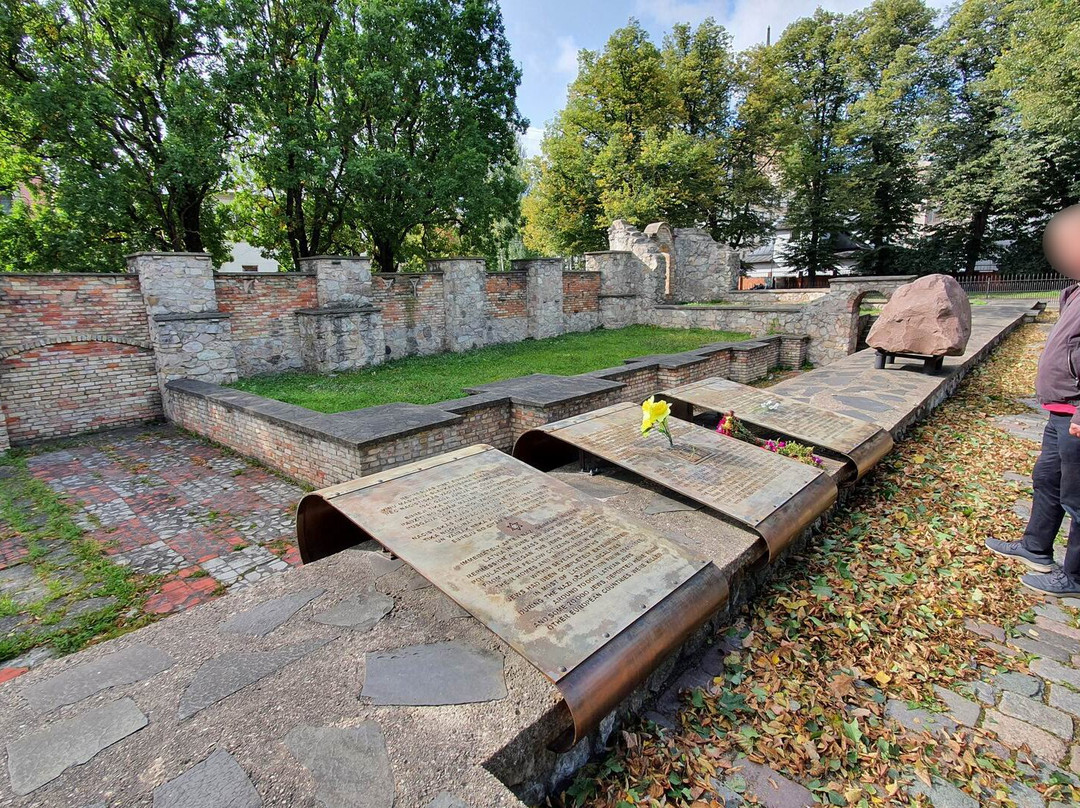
[956,272,1072,300]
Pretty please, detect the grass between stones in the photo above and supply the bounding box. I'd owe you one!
[555,320,1080,807]
[0,451,157,665]
[229,325,750,413]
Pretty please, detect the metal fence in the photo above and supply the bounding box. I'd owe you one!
[956,272,1071,300]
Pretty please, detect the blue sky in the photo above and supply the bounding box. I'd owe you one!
[500,0,953,157]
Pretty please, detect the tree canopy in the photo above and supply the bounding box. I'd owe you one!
[0,0,524,272]
[524,0,1080,276]
[1,0,1078,275]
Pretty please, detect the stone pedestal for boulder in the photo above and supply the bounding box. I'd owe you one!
[867,274,972,371]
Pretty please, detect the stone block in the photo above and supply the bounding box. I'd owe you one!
[21,644,174,712]
[984,709,1068,763]
[284,723,394,808]
[933,685,981,727]
[998,691,1073,740]
[153,748,260,808]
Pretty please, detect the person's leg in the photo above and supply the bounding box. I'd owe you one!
[987,416,1059,571]
[1023,416,1066,558]
[1052,416,1080,580]
[1022,415,1080,596]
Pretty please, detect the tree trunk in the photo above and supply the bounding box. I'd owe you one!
[963,201,991,274]
[372,236,396,273]
[178,192,205,253]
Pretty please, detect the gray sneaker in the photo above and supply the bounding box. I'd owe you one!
[1021,568,1080,597]
[985,537,1055,573]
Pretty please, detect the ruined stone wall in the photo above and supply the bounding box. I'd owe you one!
[604,220,740,304]
[671,227,741,303]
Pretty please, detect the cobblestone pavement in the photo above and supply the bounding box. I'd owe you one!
[0,426,303,682]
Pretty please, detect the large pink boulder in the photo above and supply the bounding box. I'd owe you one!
[867,274,972,356]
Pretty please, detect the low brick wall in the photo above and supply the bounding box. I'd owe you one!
[164,337,792,487]
[1,341,160,444]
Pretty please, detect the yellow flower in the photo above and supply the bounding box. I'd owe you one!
[640,396,671,434]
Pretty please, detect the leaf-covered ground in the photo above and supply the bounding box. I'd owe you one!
[556,320,1080,807]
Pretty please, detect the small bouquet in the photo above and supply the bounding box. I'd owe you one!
[716,410,823,468]
[641,396,674,447]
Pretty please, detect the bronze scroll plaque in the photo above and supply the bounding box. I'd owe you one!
[660,377,893,481]
[296,444,728,747]
[513,403,837,559]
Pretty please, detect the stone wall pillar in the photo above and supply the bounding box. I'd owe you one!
[586,251,644,330]
[128,253,238,403]
[297,306,385,372]
[294,254,385,372]
[515,258,564,340]
[434,258,488,352]
[301,255,373,308]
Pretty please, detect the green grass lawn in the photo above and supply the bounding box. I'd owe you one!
[230,325,750,413]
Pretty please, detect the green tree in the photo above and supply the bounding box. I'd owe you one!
[230,0,526,273]
[523,18,771,255]
[843,0,934,274]
[760,10,855,280]
[0,0,237,262]
[920,0,1013,274]
[523,21,672,255]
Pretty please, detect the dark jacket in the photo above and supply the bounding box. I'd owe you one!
[1036,284,1080,425]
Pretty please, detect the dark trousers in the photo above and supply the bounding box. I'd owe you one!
[1024,413,1080,578]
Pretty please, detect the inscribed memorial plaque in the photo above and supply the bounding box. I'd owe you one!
[661,377,893,480]
[513,403,837,559]
[296,444,728,746]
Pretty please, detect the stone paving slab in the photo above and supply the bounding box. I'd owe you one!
[362,641,508,706]
[312,592,395,631]
[6,697,148,795]
[178,638,333,720]
[771,306,1038,437]
[218,587,324,636]
[984,709,1068,764]
[20,643,174,712]
[152,748,260,808]
[284,723,395,808]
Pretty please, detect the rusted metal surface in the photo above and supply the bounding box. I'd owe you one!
[513,403,838,560]
[660,377,894,482]
[296,444,727,747]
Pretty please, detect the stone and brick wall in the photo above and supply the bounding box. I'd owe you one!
[562,272,601,333]
[215,273,317,376]
[370,272,445,359]
[484,272,529,344]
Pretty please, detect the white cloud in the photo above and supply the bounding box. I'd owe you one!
[555,35,580,76]
[521,125,545,160]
